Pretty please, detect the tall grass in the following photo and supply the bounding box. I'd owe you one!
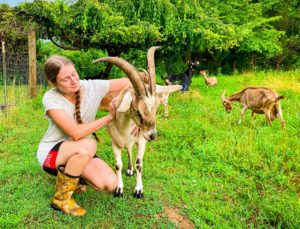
[0,71,299,228]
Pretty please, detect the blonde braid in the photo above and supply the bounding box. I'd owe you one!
[75,90,100,142]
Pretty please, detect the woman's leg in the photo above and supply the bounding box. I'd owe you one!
[50,138,97,216]
[81,158,118,192]
[55,138,117,191]
[55,138,97,176]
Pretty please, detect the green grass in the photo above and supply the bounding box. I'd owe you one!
[0,70,299,228]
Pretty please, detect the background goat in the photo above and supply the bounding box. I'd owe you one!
[138,68,182,118]
[199,70,218,86]
[93,46,181,198]
[162,61,200,91]
[221,87,285,128]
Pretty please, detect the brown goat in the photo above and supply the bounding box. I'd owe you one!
[199,70,218,86]
[221,87,285,128]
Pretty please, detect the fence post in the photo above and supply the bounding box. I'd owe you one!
[28,30,36,99]
[2,40,7,106]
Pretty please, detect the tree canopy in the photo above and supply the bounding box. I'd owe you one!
[0,0,298,72]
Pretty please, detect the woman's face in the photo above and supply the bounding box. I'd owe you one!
[55,64,80,94]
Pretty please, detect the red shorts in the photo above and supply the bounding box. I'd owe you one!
[43,142,63,176]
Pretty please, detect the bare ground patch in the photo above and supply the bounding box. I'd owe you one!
[156,206,194,228]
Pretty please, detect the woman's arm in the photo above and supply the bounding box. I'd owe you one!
[47,106,114,141]
[99,78,131,111]
[108,78,131,94]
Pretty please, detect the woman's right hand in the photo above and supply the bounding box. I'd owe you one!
[108,97,117,120]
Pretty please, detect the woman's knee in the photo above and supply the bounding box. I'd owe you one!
[85,172,118,192]
[105,175,118,191]
[77,139,97,158]
[92,176,117,192]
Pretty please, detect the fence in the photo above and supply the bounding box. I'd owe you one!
[0,34,47,110]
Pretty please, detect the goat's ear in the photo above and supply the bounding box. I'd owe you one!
[117,91,133,112]
[156,84,183,93]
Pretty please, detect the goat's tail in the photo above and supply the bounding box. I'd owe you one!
[276,96,285,102]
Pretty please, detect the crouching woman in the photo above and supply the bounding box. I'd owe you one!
[36,55,130,216]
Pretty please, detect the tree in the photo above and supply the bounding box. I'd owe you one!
[261,0,300,69]
[0,4,34,53]
[20,0,162,77]
[18,0,290,74]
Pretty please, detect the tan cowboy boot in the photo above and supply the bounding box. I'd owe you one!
[51,165,86,216]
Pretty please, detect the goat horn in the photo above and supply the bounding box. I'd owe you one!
[93,57,146,97]
[147,46,161,95]
[138,68,149,76]
[221,90,226,101]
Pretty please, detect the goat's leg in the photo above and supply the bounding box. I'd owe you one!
[126,147,134,176]
[276,104,285,129]
[251,111,255,121]
[239,105,248,124]
[134,138,146,198]
[264,109,272,126]
[250,111,255,127]
[112,142,124,197]
[164,102,169,118]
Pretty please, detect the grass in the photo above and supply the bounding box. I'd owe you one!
[0,70,299,228]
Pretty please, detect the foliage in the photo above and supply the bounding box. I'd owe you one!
[0,4,35,52]
[261,0,300,69]
[0,71,299,227]
[20,0,162,54]
[18,0,290,72]
[1,0,299,73]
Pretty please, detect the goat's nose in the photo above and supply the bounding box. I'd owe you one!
[149,133,156,141]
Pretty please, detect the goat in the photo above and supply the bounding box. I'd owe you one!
[99,68,182,118]
[199,70,218,86]
[162,61,200,91]
[221,87,285,128]
[138,68,182,118]
[93,46,181,198]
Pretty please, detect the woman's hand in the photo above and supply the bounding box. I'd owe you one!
[131,123,141,137]
[108,97,118,120]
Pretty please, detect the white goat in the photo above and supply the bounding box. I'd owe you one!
[199,70,218,86]
[93,46,181,198]
[138,68,182,118]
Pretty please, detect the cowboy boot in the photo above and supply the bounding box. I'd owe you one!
[51,165,86,216]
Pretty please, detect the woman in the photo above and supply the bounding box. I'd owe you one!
[37,55,130,216]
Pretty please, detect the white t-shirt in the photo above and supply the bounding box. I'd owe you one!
[36,79,110,166]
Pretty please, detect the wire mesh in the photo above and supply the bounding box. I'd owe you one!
[0,51,47,109]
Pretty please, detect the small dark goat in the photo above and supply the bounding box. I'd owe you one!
[221,87,285,128]
[162,61,200,91]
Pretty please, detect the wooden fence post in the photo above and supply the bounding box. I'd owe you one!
[2,40,7,106]
[28,30,36,99]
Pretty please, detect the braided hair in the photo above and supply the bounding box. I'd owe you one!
[44,55,99,141]
[74,90,100,141]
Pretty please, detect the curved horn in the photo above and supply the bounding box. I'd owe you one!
[93,57,146,97]
[147,46,161,94]
[221,90,226,101]
[138,68,149,77]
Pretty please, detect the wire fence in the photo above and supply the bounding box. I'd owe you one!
[0,51,47,110]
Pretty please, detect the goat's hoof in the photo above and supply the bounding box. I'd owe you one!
[126,170,134,177]
[114,187,123,197]
[134,190,144,199]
